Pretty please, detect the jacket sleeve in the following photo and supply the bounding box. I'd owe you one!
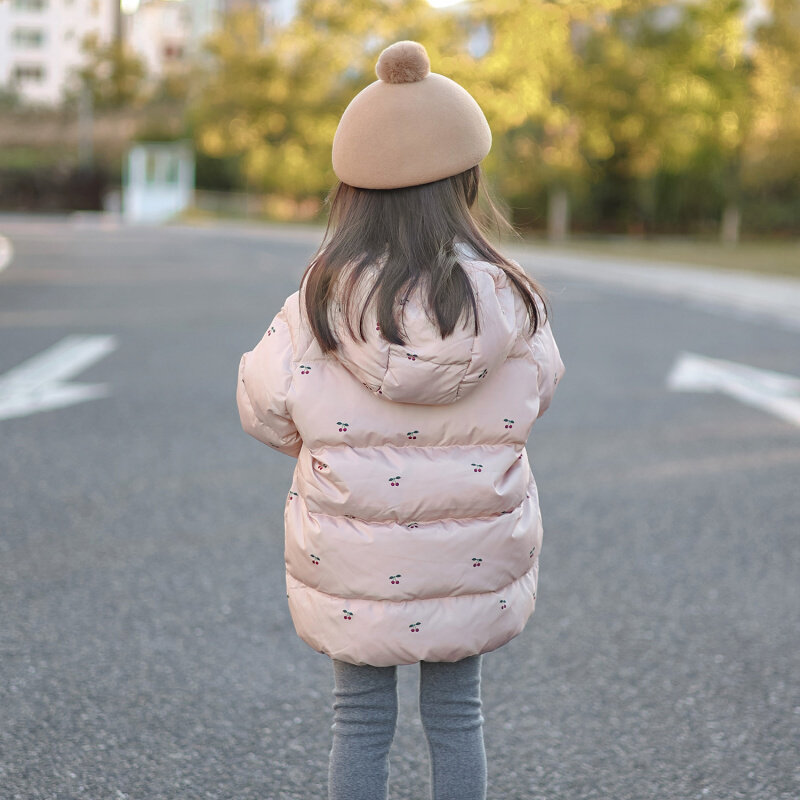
[530,318,565,418]
[236,306,302,458]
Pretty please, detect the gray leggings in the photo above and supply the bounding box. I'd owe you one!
[328,655,486,800]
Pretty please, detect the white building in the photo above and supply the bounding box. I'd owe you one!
[0,0,294,105]
[123,0,194,79]
[0,0,116,106]
[121,0,283,80]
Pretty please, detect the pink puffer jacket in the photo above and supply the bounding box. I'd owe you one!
[237,255,564,666]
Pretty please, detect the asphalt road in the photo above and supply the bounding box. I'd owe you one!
[1,218,798,800]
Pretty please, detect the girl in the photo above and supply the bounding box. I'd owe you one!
[237,41,564,800]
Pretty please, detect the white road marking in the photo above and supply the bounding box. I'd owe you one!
[0,335,118,421]
[0,234,13,274]
[667,352,800,428]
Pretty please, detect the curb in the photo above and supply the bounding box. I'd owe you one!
[510,246,800,332]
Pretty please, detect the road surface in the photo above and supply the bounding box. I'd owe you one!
[1,218,798,800]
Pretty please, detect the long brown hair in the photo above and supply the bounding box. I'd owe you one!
[301,165,546,353]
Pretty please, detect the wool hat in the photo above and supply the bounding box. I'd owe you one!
[332,41,492,190]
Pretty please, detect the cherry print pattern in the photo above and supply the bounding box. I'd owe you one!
[266,325,276,336]
[272,344,543,649]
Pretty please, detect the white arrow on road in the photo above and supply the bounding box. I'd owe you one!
[0,234,13,274]
[0,335,118,421]
[668,352,800,428]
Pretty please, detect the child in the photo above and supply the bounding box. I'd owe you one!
[237,41,564,800]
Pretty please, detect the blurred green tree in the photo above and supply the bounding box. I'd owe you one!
[562,0,750,236]
[76,33,148,110]
[188,0,799,235]
[191,2,461,196]
[444,0,620,238]
[742,0,800,221]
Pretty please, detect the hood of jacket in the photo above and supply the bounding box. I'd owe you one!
[329,250,525,406]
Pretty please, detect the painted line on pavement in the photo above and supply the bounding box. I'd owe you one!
[0,234,13,274]
[667,352,800,428]
[0,335,118,421]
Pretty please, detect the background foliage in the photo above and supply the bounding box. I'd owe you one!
[185,0,800,235]
[3,0,799,235]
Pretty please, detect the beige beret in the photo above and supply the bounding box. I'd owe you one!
[332,41,492,190]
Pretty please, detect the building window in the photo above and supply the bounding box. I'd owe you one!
[163,43,184,60]
[13,28,46,47]
[12,0,48,10]
[13,64,46,83]
[145,153,157,184]
[165,155,179,185]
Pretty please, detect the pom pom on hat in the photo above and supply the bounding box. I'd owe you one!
[376,41,431,83]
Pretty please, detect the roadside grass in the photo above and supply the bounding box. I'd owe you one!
[174,205,326,236]
[0,145,76,169]
[515,235,800,278]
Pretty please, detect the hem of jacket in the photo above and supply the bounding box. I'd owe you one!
[286,564,538,666]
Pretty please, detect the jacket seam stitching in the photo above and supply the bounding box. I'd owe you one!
[380,341,392,394]
[303,441,527,452]
[285,562,536,604]
[300,487,531,527]
[299,351,534,366]
[279,305,301,400]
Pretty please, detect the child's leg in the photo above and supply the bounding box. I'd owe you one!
[328,659,399,800]
[419,655,486,800]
